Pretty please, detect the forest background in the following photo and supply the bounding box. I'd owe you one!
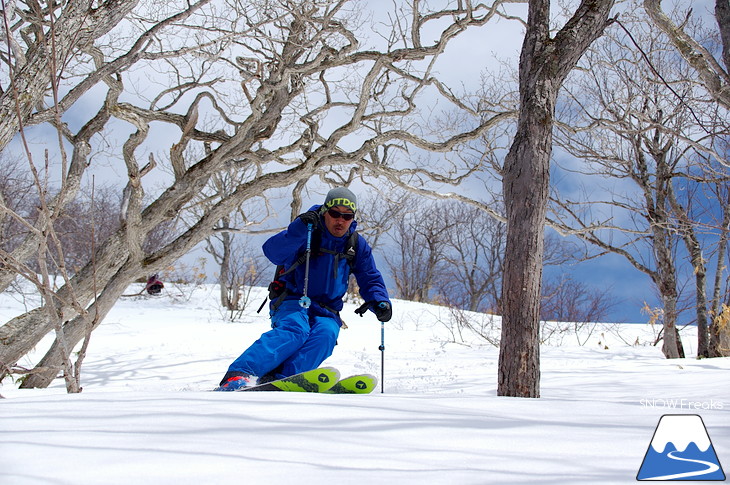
[1,0,729,397]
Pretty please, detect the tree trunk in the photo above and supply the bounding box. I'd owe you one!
[709,190,730,357]
[218,219,233,309]
[498,0,615,397]
[20,270,130,389]
[660,292,681,359]
[681,226,710,358]
[665,163,709,357]
[499,115,550,398]
[691,250,710,358]
[653,235,682,359]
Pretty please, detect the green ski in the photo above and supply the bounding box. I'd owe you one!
[238,367,340,392]
[326,374,378,394]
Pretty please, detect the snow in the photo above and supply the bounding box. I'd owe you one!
[1,284,728,484]
[650,415,711,453]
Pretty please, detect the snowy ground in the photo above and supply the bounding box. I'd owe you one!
[1,284,728,484]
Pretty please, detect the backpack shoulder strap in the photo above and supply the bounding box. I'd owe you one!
[256,227,324,313]
[344,231,358,269]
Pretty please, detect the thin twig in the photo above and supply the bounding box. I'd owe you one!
[614,18,710,134]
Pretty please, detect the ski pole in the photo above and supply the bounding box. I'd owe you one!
[355,301,385,392]
[299,223,313,309]
[379,318,385,393]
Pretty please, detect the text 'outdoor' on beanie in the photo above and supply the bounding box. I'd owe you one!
[323,187,357,212]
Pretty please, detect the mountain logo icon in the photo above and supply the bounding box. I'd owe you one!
[637,414,726,481]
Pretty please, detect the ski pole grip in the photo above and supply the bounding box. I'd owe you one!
[305,223,313,250]
[300,223,313,309]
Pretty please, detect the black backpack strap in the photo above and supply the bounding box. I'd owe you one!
[318,231,358,279]
[256,264,292,313]
[345,231,358,268]
[257,230,359,313]
[256,233,319,313]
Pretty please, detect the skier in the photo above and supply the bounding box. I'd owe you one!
[217,187,392,391]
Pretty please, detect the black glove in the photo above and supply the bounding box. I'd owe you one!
[354,301,392,322]
[298,210,319,228]
[373,301,392,322]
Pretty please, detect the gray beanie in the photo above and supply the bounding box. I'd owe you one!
[323,187,357,212]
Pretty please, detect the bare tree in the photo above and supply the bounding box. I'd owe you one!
[387,195,581,319]
[193,163,269,310]
[540,273,617,346]
[643,0,730,358]
[498,0,616,398]
[46,186,122,276]
[704,149,730,357]
[385,196,455,302]
[644,0,730,110]
[435,198,505,313]
[551,7,729,358]
[0,1,518,389]
[348,192,393,252]
[667,170,713,358]
[0,155,35,254]
[210,235,267,319]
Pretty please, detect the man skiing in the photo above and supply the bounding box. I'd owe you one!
[217,187,392,391]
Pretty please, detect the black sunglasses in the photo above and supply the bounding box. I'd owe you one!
[327,208,355,221]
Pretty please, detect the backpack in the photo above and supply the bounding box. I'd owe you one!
[257,229,359,313]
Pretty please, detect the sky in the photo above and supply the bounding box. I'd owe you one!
[217,1,665,325]
[1,283,727,484]
[3,0,720,328]
[309,0,684,325]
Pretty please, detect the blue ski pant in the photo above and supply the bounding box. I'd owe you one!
[226,300,340,380]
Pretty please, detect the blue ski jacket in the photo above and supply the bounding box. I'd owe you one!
[262,205,390,321]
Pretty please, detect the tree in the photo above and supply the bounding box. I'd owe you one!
[386,195,584,319]
[385,196,454,303]
[427,199,505,313]
[208,234,267,319]
[0,1,515,389]
[193,165,269,311]
[46,186,123,277]
[540,274,617,346]
[703,146,730,357]
[498,0,615,398]
[552,6,729,358]
[644,0,730,110]
[0,155,35,255]
[643,0,730,359]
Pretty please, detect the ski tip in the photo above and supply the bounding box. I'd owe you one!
[326,374,378,394]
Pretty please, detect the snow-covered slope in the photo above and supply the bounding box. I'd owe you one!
[1,284,727,484]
